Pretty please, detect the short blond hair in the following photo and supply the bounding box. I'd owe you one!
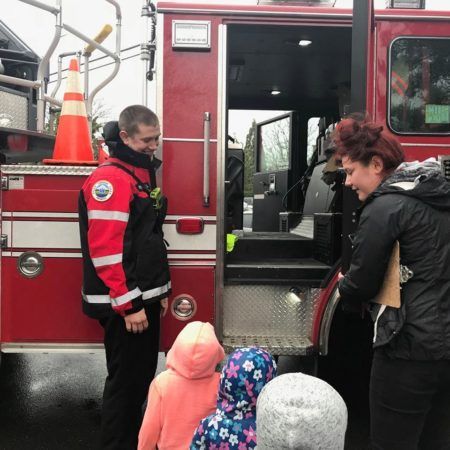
[118,105,159,137]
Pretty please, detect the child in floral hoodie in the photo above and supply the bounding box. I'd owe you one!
[190,347,277,450]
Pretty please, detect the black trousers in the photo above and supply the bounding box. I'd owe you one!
[370,351,450,450]
[99,302,160,450]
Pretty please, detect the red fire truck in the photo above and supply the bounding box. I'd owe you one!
[1,0,449,373]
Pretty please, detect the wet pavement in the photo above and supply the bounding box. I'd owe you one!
[0,353,369,450]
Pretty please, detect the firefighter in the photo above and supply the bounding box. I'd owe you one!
[335,116,450,450]
[78,105,171,450]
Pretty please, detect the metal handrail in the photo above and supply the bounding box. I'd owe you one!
[203,112,211,207]
[85,0,122,125]
[16,0,62,131]
[3,0,121,133]
[50,51,79,99]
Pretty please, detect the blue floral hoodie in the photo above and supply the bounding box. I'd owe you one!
[190,347,277,450]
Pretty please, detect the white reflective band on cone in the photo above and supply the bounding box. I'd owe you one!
[66,74,83,94]
[61,100,88,117]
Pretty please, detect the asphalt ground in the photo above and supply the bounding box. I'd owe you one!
[0,352,369,450]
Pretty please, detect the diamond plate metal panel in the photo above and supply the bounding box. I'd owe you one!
[0,165,96,176]
[222,336,314,356]
[0,91,28,129]
[223,284,321,339]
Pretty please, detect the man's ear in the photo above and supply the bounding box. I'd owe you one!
[119,130,128,144]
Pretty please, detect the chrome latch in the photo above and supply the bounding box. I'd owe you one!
[1,234,8,249]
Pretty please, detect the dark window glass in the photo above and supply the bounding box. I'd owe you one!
[389,38,450,134]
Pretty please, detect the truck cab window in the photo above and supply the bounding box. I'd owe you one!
[257,114,291,172]
[389,37,450,134]
[307,117,320,165]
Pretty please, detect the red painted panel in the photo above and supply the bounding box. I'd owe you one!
[374,19,450,160]
[163,141,217,216]
[1,257,215,347]
[161,266,215,352]
[162,15,220,139]
[3,189,79,213]
[1,257,103,342]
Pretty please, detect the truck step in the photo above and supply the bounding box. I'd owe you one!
[227,231,313,262]
[222,335,314,356]
[225,258,330,285]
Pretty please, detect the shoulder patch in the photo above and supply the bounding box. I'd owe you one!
[92,180,114,202]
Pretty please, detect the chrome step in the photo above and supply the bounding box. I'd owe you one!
[222,336,314,356]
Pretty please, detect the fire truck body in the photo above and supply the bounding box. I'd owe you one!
[1,1,450,360]
[0,165,103,350]
[156,1,450,357]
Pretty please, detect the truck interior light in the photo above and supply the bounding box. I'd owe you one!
[287,287,302,306]
[298,39,312,47]
[271,90,281,96]
[388,0,425,8]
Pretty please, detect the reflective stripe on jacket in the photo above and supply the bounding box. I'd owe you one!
[79,157,171,319]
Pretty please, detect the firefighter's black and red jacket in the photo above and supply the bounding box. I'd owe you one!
[78,135,171,319]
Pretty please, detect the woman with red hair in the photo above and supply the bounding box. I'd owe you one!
[335,116,450,450]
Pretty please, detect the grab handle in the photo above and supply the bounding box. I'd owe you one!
[203,112,211,207]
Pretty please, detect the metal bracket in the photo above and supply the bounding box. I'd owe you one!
[1,176,8,190]
[1,235,8,249]
[440,155,450,182]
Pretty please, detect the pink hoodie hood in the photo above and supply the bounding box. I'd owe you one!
[166,321,225,379]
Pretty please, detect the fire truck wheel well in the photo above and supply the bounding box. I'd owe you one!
[318,298,373,405]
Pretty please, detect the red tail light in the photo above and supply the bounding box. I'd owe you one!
[176,217,204,234]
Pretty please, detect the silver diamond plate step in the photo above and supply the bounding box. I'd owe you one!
[222,336,315,356]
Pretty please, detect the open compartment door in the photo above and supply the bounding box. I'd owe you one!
[342,0,375,272]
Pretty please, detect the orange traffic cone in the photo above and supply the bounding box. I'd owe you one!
[43,59,97,165]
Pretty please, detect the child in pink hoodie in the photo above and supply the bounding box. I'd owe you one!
[138,321,225,450]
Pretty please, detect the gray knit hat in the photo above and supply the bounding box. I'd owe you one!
[256,373,348,450]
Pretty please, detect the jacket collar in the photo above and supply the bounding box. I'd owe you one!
[107,140,162,170]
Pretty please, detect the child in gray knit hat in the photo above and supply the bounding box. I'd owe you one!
[256,373,348,450]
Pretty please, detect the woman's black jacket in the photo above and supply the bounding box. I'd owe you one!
[339,164,450,360]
